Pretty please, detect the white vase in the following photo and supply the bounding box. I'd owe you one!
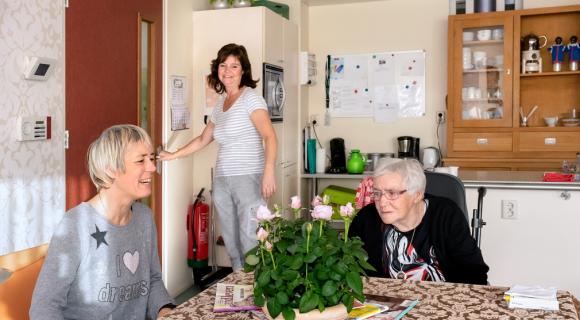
[232,0,252,7]
[212,0,229,9]
[262,304,348,320]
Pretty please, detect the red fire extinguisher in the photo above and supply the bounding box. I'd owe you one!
[187,188,209,268]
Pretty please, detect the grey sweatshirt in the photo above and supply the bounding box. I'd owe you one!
[30,202,174,320]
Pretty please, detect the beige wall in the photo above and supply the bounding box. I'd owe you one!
[306,0,580,156]
[307,0,449,155]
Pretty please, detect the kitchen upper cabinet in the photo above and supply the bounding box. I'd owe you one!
[445,5,580,171]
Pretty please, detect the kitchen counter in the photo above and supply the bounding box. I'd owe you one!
[460,170,580,190]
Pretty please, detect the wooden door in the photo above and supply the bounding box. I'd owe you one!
[65,0,163,240]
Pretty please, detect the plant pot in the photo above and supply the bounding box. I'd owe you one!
[211,0,229,9]
[262,303,348,320]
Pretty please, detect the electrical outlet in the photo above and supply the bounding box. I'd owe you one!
[310,114,319,125]
[501,200,517,219]
[436,111,446,124]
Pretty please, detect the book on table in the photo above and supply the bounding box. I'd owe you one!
[213,283,261,312]
[348,294,419,320]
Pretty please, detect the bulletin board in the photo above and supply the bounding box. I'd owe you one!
[327,50,426,123]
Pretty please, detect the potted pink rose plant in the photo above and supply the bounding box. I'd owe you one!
[244,195,374,320]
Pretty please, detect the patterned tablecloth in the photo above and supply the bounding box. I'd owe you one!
[162,271,579,319]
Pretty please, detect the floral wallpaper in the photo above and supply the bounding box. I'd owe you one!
[0,0,65,256]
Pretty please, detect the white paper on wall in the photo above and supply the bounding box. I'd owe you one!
[328,50,425,122]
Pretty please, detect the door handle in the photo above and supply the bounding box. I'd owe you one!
[156,146,163,174]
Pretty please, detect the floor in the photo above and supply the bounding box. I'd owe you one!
[174,267,233,305]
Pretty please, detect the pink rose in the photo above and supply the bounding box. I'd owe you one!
[311,195,323,207]
[311,205,333,221]
[290,196,301,210]
[265,241,273,251]
[256,205,275,221]
[340,202,354,218]
[257,227,269,242]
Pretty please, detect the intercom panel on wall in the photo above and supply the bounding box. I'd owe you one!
[16,116,51,141]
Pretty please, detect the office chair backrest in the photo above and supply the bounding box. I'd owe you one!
[424,171,469,222]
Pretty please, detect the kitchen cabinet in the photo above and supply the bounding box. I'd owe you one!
[445,5,580,171]
[193,6,299,210]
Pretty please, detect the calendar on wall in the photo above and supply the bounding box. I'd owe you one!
[170,75,190,131]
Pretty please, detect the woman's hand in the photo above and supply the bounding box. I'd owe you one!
[157,307,173,319]
[157,150,177,161]
[261,170,276,199]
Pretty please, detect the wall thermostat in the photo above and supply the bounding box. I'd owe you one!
[16,116,51,141]
[23,57,57,81]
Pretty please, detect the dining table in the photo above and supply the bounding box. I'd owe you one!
[161,270,579,319]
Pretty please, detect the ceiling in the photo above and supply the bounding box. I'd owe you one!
[304,0,389,6]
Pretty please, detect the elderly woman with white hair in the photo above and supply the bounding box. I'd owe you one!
[349,158,488,285]
[30,124,175,319]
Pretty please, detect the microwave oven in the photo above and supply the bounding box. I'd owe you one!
[263,63,285,122]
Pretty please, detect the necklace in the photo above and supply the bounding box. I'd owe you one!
[395,227,416,280]
[394,199,427,280]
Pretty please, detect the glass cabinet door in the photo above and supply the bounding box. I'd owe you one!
[453,16,513,127]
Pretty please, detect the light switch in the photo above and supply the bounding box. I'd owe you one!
[16,116,51,141]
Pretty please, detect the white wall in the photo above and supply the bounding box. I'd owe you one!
[162,0,211,297]
[466,187,580,297]
[0,0,65,256]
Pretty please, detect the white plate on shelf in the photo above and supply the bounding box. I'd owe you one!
[561,118,579,127]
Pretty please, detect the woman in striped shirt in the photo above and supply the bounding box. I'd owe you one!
[159,43,277,270]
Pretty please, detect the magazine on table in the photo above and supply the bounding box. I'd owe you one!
[348,294,419,320]
[213,283,261,312]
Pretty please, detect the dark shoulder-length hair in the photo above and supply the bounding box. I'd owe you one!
[208,43,259,94]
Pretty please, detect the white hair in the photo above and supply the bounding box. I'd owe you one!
[373,158,426,194]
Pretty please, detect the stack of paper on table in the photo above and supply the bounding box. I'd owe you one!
[348,294,419,320]
[213,283,261,312]
[504,285,559,311]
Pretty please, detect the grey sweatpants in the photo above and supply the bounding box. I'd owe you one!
[213,173,265,270]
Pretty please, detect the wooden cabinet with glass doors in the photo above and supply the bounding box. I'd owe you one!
[445,5,580,171]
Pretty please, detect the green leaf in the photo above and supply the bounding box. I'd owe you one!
[314,268,329,281]
[281,269,299,281]
[333,261,348,275]
[321,280,337,297]
[358,259,376,271]
[304,253,317,263]
[329,272,342,281]
[298,290,319,313]
[282,307,296,320]
[342,293,355,312]
[276,291,289,305]
[267,298,282,319]
[288,254,303,270]
[245,254,260,266]
[286,243,298,254]
[258,269,271,287]
[254,293,265,306]
[271,269,281,280]
[346,271,363,295]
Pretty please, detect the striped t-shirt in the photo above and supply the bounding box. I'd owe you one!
[210,87,268,177]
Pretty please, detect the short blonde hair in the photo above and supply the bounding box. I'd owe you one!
[87,124,152,191]
[373,158,426,194]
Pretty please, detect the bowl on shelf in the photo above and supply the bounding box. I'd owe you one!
[561,118,580,127]
[544,117,558,127]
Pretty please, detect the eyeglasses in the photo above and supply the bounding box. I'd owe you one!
[372,189,407,201]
